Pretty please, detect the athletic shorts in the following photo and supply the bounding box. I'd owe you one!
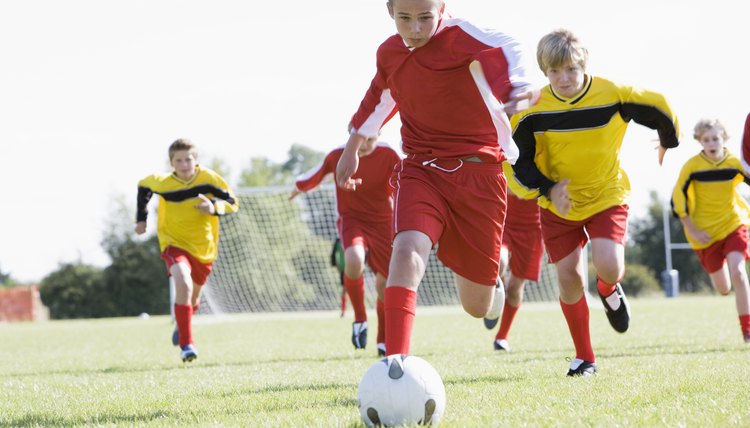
[540,204,629,263]
[392,155,507,285]
[504,194,543,281]
[161,245,213,286]
[695,225,750,273]
[337,215,393,277]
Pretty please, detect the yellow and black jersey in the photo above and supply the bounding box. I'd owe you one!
[671,149,750,249]
[136,166,239,263]
[509,75,680,220]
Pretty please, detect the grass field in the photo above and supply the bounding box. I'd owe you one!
[1,295,748,427]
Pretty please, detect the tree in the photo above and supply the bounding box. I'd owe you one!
[239,144,325,188]
[628,191,711,292]
[0,264,15,288]
[39,262,109,319]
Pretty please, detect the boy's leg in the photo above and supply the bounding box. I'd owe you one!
[171,262,195,349]
[343,244,368,349]
[375,273,387,356]
[556,247,596,375]
[708,265,732,295]
[384,231,431,356]
[591,238,630,333]
[495,273,526,350]
[726,251,750,340]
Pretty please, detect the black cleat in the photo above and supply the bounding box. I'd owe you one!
[352,321,368,349]
[600,283,630,333]
[376,343,386,357]
[566,359,597,377]
[171,327,179,346]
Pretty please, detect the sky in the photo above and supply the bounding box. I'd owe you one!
[1,0,749,283]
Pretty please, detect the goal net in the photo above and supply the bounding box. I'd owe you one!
[201,185,561,314]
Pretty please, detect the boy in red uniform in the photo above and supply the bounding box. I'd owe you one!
[672,119,750,342]
[336,0,538,357]
[291,135,401,355]
[136,138,239,362]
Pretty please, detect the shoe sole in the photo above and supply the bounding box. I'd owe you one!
[483,317,499,330]
[182,354,197,363]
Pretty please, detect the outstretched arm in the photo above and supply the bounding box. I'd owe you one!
[679,216,711,245]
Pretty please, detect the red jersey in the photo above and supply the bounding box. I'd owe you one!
[295,143,401,221]
[350,18,533,163]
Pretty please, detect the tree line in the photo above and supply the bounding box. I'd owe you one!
[0,146,716,319]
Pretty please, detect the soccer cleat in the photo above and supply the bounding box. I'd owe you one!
[566,358,597,377]
[483,279,505,329]
[744,335,750,343]
[352,321,368,349]
[599,283,630,333]
[180,344,198,363]
[493,339,510,351]
[171,327,179,347]
[377,342,386,357]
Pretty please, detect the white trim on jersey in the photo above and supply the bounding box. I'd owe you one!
[469,60,517,163]
[352,89,396,138]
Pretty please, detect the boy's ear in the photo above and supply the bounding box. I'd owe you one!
[387,1,394,18]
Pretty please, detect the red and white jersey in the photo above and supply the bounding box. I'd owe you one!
[742,113,750,173]
[350,18,534,163]
[295,143,401,221]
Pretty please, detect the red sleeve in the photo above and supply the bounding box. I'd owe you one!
[350,42,400,137]
[295,149,341,192]
[473,48,512,103]
[742,113,750,173]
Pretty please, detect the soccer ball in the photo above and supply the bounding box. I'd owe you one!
[358,354,446,427]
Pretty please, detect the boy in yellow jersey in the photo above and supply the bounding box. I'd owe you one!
[510,29,680,376]
[135,138,239,362]
[672,119,750,342]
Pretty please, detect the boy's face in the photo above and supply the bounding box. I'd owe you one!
[697,128,726,162]
[170,150,198,180]
[546,61,585,99]
[388,0,443,48]
[358,136,378,157]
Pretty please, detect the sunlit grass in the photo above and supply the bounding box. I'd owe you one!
[0,295,748,426]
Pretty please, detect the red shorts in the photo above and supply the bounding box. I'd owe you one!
[503,226,544,281]
[695,226,750,273]
[392,156,507,285]
[540,204,629,263]
[161,246,213,286]
[338,215,393,277]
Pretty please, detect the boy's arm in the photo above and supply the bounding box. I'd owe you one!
[207,173,239,216]
[678,215,711,245]
[619,86,680,163]
[742,113,750,174]
[510,117,557,198]
[670,162,710,243]
[291,152,337,199]
[135,181,154,234]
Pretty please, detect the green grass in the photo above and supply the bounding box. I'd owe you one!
[1,295,748,427]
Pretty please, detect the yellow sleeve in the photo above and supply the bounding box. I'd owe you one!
[671,161,693,219]
[502,161,539,200]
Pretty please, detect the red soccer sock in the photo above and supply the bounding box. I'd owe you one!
[596,276,617,297]
[739,313,750,337]
[384,286,417,356]
[344,275,367,322]
[376,298,386,344]
[174,304,194,347]
[560,296,595,362]
[495,301,520,341]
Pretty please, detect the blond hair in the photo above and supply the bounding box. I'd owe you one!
[693,119,729,141]
[537,29,588,74]
[168,138,198,161]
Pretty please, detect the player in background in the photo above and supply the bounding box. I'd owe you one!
[135,138,239,362]
[671,119,750,342]
[291,134,401,356]
[336,0,538,357]
[510,29,680,375]
[483,162,544,352]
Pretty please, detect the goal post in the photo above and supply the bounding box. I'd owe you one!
[197,184,562,314]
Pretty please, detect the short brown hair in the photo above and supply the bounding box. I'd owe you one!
[168,138,198,161]
[537,29,588,74]
[693,119,729,141]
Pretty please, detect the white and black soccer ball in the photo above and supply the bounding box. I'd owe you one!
[358,354,446,427]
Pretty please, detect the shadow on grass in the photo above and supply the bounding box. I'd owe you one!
[1,410,171,427]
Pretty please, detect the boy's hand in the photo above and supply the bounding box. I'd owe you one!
[505,86,540,115]
[657,145,667,165]
[336,133,366,191]
[549,179,572,216]
[134,221,147,235]
[195,193,216,215]
[289,188,302,200]
[687,225,711,245]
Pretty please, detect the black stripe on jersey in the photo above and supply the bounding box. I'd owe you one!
[136,186,154,222]
[676,168,744,215]
[518,103,621,133]
[620,103,679,148]
[550,76,593,104]
[159,184,236,204]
